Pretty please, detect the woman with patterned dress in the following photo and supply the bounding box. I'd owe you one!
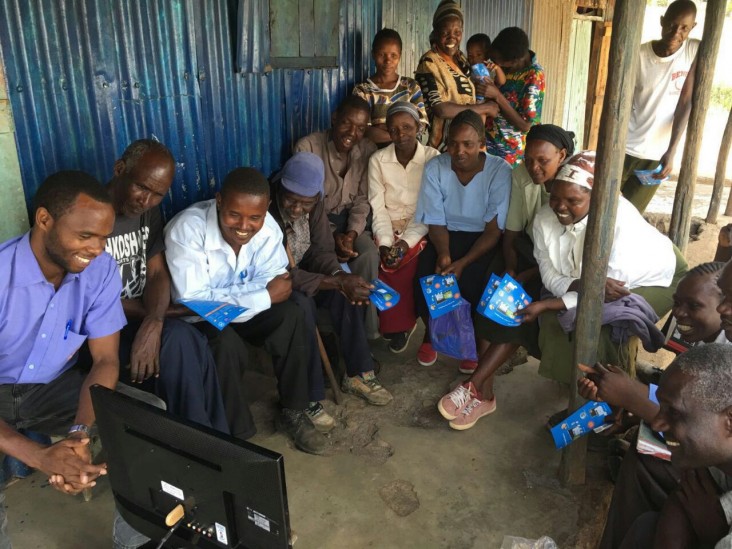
[414,0,497,151]
[353,28,428,148]
[483,27,545,166]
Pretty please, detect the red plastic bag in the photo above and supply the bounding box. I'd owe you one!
[429,298,478,361]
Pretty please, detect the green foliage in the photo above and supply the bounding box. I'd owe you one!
[711,86,732,111]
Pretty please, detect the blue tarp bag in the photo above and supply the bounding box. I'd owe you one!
[429,298,478,361]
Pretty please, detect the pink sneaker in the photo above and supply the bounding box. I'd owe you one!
[437,381,477,420]
[459,360,478,374]
[449,397,497,430]
[417,343,438,366]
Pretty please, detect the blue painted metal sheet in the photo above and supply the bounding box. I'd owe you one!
[237,0,269,73]
[0,0,209,217]
[0,0,448,218]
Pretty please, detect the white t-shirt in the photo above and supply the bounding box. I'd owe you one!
[625,39,700,160]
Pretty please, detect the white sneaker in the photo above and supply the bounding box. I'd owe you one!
[305,402,336,433]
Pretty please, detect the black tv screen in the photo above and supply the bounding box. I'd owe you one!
[90,385,292,548]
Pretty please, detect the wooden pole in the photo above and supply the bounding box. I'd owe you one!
[584,23,612,150]
[715,107,732,218]
[668,0,727,249]
[558,0,644,487]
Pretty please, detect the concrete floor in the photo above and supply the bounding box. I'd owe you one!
[5,326,612,548]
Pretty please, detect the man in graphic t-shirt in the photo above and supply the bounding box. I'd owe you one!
[620,0,699,213]
[104,139,234,435]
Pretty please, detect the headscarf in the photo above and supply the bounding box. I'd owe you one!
[554,151,596,191]
[450,110,486,142]
[386,102,421,125]
[275,152,324,197]
[430,0,464,46]
[433,0,463,29]
[526,124,576,156]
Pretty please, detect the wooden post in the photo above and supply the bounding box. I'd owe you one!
[668,0,727,249]
[714,107,732,219]
[558,0,644,487]
[584,22,612,149]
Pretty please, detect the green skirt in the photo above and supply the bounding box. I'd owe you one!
[537,245,688,384]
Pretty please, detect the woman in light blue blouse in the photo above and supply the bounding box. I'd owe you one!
[413,110,512,373]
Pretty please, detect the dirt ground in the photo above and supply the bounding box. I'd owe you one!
[6,349,614,549]
[4,182,726,549]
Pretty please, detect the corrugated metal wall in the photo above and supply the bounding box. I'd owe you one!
[462,0,533,45]
[563,18,593,145]
[0,52,28,240]
[382,0,441,77]
[530,0,574,126]
[0,0,539,219]
[0,0,211,216]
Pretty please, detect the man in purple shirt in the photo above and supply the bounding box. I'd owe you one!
[0,171,125,545]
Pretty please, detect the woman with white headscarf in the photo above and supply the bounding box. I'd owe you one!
[527,151,687,384]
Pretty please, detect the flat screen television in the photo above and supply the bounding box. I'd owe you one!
[90,384,292,548]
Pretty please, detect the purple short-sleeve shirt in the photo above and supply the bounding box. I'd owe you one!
[0,233,126,384]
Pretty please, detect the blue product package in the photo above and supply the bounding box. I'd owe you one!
[369,279,400,311]
[477,273,532,327]
[634,164,668,186]
[550,401,613,449]
[649,383,659,405]
[478,273,502,307]
[419,274,462,319]
[179,299,247,330]
[470,63,491,101]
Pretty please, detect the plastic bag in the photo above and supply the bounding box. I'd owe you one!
[429,298,478,361]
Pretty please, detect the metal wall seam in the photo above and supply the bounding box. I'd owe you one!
[0,0,211,217]
[461,0,533,47]
[530,0,574,125]
[381,0,442,79]
[237,0,270,73]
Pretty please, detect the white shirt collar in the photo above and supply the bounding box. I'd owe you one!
[204,199,230,253]
[383,141,426,166]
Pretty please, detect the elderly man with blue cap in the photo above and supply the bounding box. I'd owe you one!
[269,152,393,432]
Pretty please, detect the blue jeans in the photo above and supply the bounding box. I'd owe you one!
[0,490,149,549]
[112,509,150,549]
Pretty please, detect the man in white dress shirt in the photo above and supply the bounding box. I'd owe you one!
[164,168,326,455]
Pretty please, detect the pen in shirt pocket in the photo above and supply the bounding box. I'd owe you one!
[64,319,73,340]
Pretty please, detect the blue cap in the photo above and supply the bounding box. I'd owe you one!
[279,152,325,197]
